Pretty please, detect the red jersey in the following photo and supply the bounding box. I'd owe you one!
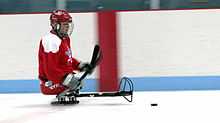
[38,32,80,95]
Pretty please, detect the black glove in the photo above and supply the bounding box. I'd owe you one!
[78,62,93,73]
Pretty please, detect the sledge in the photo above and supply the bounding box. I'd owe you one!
[51,45,133,105]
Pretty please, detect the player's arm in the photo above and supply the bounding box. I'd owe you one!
[71,57,80,70]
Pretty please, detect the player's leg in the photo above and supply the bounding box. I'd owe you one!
[63,73,83,91]
[57,73,83,97]
[40,80,66,95]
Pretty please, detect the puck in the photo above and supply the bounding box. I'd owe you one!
[151,103,158,106]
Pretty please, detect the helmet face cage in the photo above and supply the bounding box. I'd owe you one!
[67,22,74,36]
[57,21,74,37]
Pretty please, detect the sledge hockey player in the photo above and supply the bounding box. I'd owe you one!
[38,10,91,97]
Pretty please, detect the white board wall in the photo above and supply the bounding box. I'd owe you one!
[1,9,220,80]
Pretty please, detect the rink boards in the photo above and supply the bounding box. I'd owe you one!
[1,76,220,93]
[1,9,220,93]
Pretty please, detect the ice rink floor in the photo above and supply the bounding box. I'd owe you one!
[1,91,220,123]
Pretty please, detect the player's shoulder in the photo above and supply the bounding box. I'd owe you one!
[41,33,62,53]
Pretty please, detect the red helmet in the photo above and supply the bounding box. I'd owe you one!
[50,10,73,37]
[50,10,72,24]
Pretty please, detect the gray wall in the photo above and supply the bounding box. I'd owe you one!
[1,0,220,14]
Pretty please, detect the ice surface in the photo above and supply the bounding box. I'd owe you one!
[1,91,220,123]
